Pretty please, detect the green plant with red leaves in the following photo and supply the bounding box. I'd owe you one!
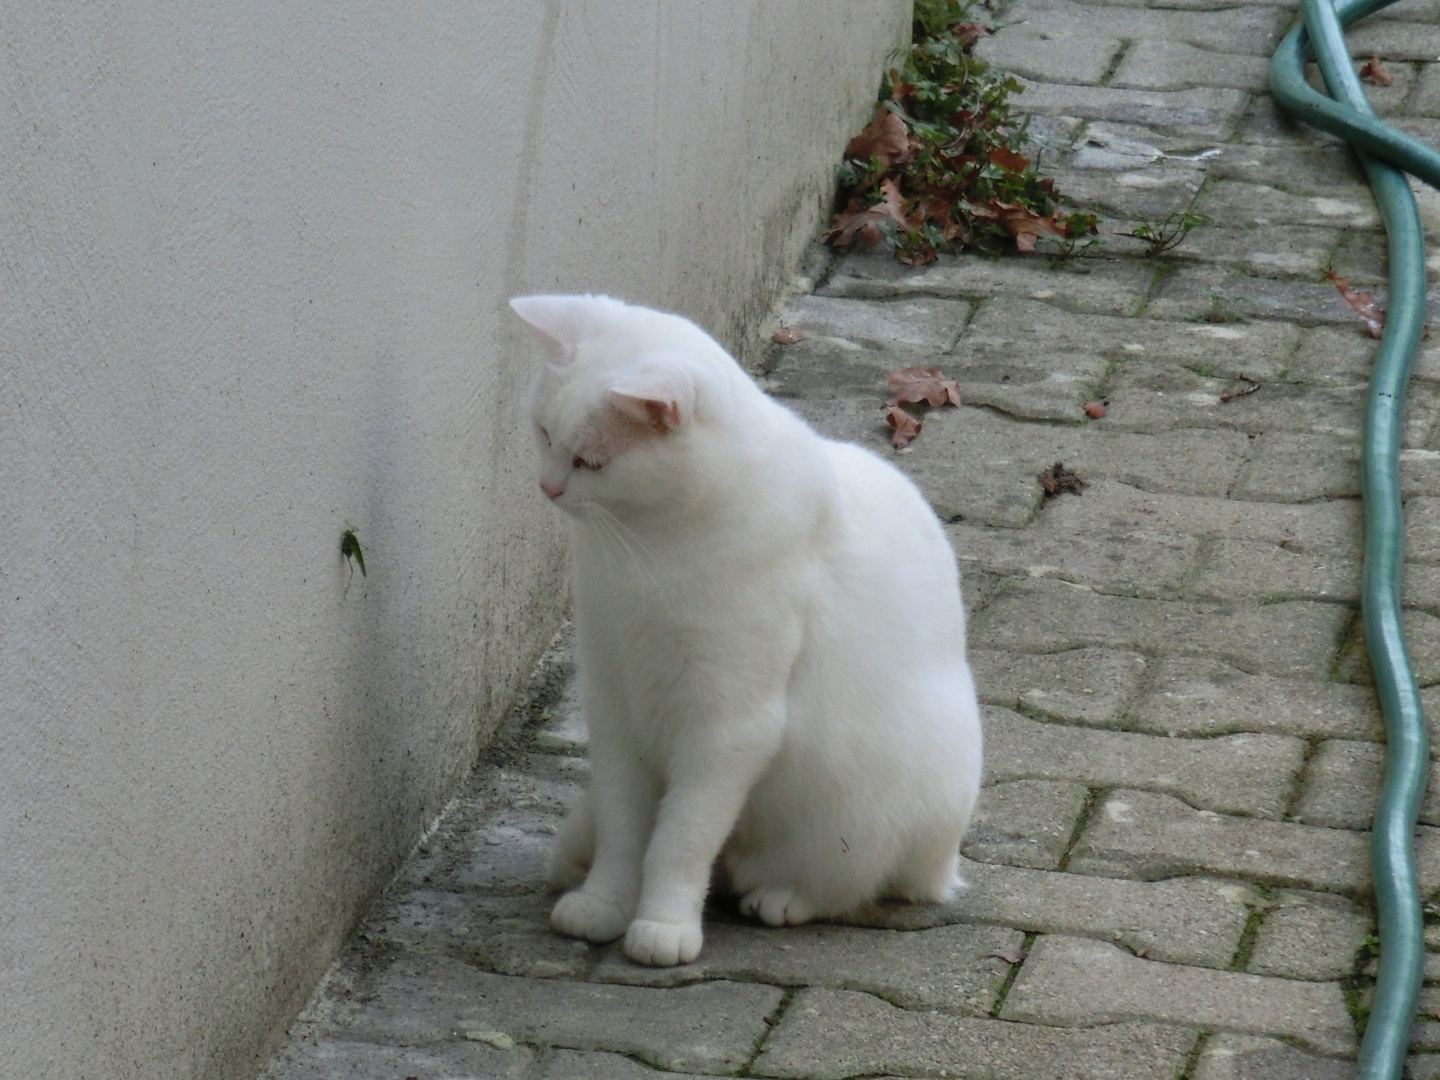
[825,2,1097,264]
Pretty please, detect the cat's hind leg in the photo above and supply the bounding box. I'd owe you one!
[547,788,595,891]
[886,829,965,904]
[737,885,816,927]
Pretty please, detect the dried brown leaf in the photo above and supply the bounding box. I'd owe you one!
[1038,461,1085,496]
[987,146,1030,174]
[952,21,990,46]
[1360,56,1393,86]
[772,326,807,345]
[884,404,923,449]
[823,177,914,249]
[888,366,962,408]
[845,107,913,170]
[1327,272,1385,339]
[988,946,1028,964]
[992,201,1065,252]
[1219,377,1259,403]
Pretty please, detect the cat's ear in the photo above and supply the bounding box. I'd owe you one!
[607,369,695,433]
[509,294,605,362]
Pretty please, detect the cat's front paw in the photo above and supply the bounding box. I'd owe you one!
[551,890,629,943]
[739,886,815,927]
[624,918,703,967]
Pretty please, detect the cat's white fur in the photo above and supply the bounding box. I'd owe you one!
[511,293,982,967]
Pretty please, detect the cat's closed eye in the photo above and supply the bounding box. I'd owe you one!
[572,455,601,471]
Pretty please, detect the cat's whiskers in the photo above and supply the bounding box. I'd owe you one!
[586,503,664,597]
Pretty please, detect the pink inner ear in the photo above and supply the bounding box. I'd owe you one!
[609,390,682,432]
[607,368,694,433]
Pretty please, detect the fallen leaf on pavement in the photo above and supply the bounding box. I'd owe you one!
[824,177,915,249]
[888,366,962,408]
[772,326,807,345]
[1360,56,1393,86]
[988,946,1028,964]
[987,146,1030,174]
[884,404,923,449]
[993,202,1066,253]
[845,107,914,170]
[1038,461,1085,496]
[1084,400,1107,419]
[1219,377,1259,403]
[952,21,990,46]
[1327,272,1385,339]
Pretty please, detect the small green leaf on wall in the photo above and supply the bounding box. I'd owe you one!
[340,529,366,578]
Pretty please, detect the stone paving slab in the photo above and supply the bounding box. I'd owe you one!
[1046,163,1208,221]
[1196,180,1382,230]
[793,399,1255,526]
[983,705,1304,817]
[1000,0,1289,54]
[949,520,1199,597]
[1068,789,1373,892]
[974,33,1124,85]
[1014,81,1252,140]
[1112,40,1273,92]
[334,954,783,1075]
[819,247,1157,315]
[1160,224,1340,279]
[1147,262,1382,325]
[1191,1033,1355,1080]
[964,778,1090,869]
[972,647,1150,724]
[1228,435,1440,500]
[973,578,1352,677]
[841,863,1255,969]
[589,920,1020,1016]
[959,298,1303,380]
[751,987,1197,1080]
[1131,655,1383,740]
[540,1050,712,1080]
[1292,740,1440,829]
[1246,889,1375,981]
[1205,141,1371,196]
[1000,935,1357,1056]
[779,294,972,352]
[264,1037,535,1080]
[1037,478,1363,553]
[1099,363,1440,442]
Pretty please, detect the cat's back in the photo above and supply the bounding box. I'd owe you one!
[818,438,957,583]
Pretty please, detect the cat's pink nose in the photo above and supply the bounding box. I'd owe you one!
[540,479,564,500]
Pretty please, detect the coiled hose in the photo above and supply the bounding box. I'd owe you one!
[1271,2,1429,1075]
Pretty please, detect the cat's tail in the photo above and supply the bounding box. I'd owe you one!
[547,788,596,890]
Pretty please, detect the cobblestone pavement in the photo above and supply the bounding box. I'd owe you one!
[261,1,1440,1077]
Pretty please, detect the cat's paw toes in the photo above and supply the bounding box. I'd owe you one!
[551,890,629,943]
[739,886,815,927]
[624,918,703,967]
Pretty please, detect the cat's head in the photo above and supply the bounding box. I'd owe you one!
[510,294,741,516]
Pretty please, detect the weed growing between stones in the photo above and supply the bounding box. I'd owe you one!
[1120,210,1213,258]
[825,0,1098,264]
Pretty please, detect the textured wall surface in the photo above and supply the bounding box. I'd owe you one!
[0,2,907,1078]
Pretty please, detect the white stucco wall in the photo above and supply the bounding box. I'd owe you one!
[0,2,908,1078]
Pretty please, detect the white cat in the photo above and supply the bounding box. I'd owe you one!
[511,293,982,967]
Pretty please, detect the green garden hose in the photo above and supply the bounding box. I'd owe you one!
[1271,2,1430,1075]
